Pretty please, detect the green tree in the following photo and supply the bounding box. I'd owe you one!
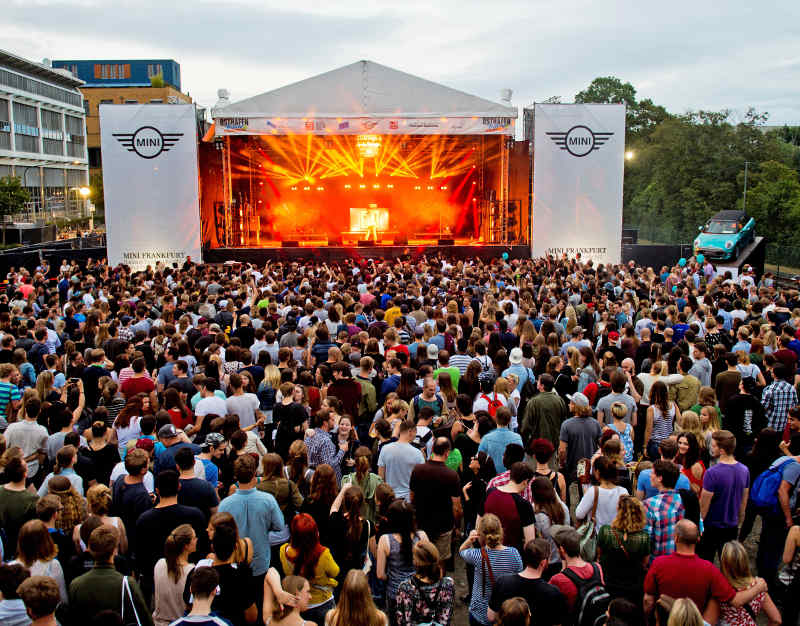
[574,76,670,139]
[0,176,30,217]
[0,176,30,245]
[739,161,800,250]
[89,172,105,215]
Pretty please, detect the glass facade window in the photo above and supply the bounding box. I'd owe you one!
[65,115,84,158]
[41,109,64,155]
[0,68,82,107]
[0,97,9,150]
[147,63,163,78]
[13,101,39,153]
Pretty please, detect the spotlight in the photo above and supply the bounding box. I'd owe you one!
[472,181,476,185]
[427,185,434,190]
[414,185,421,190]
[440,186,447,190]
[291,186,297,191]
[359,184,366,189]
[373,184,380,189]
[344,184,351,189]
[317,186,324,191]
[303,186,311,191]
[386,184,394,189]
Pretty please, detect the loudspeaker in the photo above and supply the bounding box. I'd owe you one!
[329,234,342,246]
[357,240,372,247]
[282,240,299,247]
[438,238,455,246]
[394,234,408,245]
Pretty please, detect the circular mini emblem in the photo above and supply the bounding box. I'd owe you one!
[563,125,595,157]
[131,126,165,159]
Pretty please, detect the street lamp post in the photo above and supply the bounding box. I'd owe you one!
[743,161,750,213]
[79,186,90,221]
[20,165,39,222]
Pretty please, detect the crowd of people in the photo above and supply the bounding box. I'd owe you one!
[0,252,797,626]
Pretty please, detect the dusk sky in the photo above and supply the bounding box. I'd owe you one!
[4,0,799,127]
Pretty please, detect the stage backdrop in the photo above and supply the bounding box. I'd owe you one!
[532,103,625,264]
[100,104,201,271]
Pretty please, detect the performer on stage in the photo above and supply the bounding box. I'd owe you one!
[366,209,379,243]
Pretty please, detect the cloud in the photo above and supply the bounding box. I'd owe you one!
[1,0,798,124]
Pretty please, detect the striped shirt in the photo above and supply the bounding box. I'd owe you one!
[449,353,474,375]
[0,381,22,422]
[460,546,522,624]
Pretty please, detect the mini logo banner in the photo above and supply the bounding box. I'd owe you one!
[532,104,626,264]
[100,104,202,271]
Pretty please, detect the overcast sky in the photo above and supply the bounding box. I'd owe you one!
[4,0,799,128]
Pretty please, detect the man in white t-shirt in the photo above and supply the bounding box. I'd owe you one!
[225,373,264,430]
[5,398,48,478]
[195,378,228,425]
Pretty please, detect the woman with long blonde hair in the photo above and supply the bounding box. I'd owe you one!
[326,569,387,626]
[519,319,537,346]
[458,513,522,626]
[74,483,127,553]
[719,541,781,624]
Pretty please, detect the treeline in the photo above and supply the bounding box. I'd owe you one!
[574,77,800,264]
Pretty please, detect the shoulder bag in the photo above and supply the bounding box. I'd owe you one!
[577,486,600,561]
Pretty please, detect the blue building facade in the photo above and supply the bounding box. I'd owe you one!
[51,59,181,90]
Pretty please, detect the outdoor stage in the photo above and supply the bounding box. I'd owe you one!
[201,61,529,260]
[202,243,531,264]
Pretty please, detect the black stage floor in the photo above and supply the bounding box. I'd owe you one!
[202,244,530,264]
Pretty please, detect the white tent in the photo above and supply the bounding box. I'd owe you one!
[213,60,516,136]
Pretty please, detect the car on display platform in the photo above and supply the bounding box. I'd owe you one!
[694,210,755,262]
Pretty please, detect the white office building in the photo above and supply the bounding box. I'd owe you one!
[0,48,89,219]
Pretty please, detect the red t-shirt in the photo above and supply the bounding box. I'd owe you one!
[168,407,194,431]
[121,376,155,398]
[644,552,735,613]
[550,563,604,612]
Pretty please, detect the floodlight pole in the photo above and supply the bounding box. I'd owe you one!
[743,161,749,213]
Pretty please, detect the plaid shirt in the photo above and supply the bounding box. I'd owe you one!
[645,489,685,558]
[305,429,344,483]
[487,470,534,504]
[762,380,798,431]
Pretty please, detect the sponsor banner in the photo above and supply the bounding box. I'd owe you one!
[100,104,202,271]
[214,115,515,136]
[532,104,626,264]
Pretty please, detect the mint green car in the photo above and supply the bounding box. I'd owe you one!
[693,210,755,262]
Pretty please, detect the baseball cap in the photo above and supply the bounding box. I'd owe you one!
[427,344,439,359]
[135,438,155,452]
[566,392,590,407]
[158,424,178,439]
[202,432,225,450]
[509,347,523,365]
[608,331,620,341]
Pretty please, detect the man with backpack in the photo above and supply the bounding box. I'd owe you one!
[644,520,767,624]
[488,538,566,625]
[753,444,800,587]
[411,377,444,420]
[549,526,609,626]
[473,375,507,417]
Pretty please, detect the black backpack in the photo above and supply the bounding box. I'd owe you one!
[561,563,610,626]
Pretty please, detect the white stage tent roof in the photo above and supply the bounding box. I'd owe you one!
[212,60,517,136]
